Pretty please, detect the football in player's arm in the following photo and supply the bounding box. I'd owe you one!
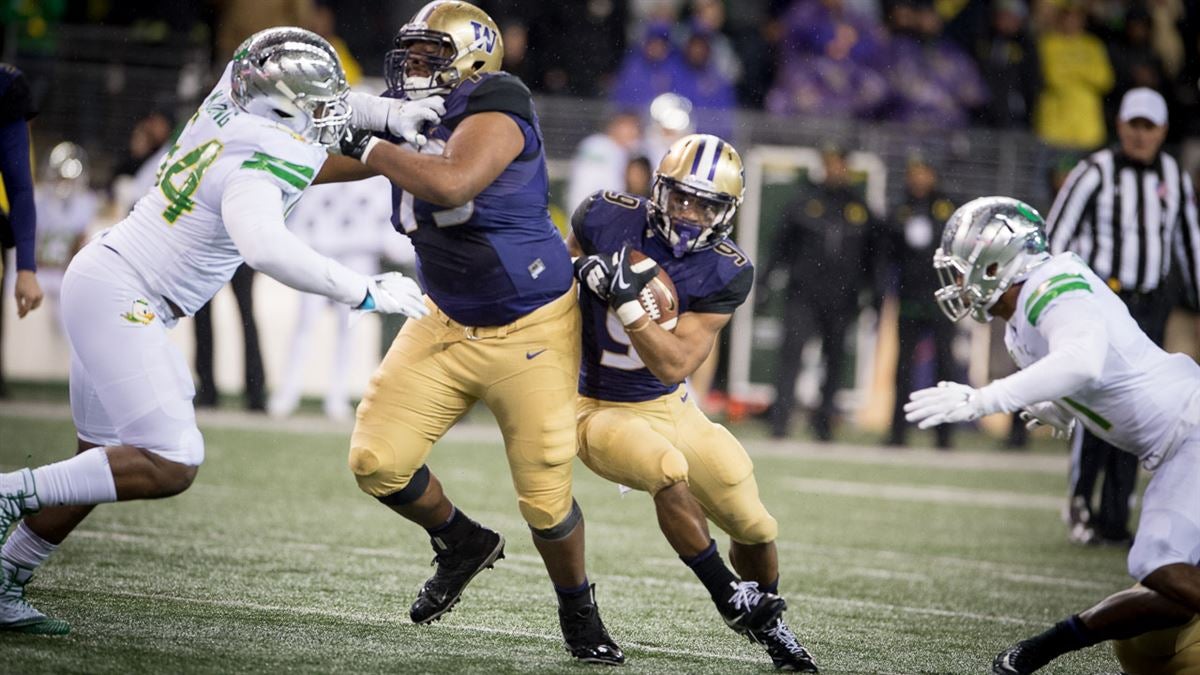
[0,28,431,635]
[568,134,819,672]
[901,196,1200,675]
[316,1,624,665]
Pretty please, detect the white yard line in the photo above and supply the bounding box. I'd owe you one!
[788,478,1062,510]
[1,400,1067,473]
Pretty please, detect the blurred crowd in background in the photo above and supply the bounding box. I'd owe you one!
[1,0,1198,447]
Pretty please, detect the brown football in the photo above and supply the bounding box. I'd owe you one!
[629,249,679,330]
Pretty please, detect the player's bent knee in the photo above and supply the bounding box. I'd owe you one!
[529,499,583,540]
[732,511,779,546]
[647,450,690,495]
[374,465,431,506]
[138,450,199,498]
[348,425,430,498]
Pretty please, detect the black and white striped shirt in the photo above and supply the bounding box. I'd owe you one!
[1046,147,1200,306]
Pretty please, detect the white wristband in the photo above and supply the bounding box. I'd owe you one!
[616,300,647,326]
[360,136,382,165]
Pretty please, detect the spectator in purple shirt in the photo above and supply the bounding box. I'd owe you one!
[674,23,737,139]
[611,21,689,110]
[766,0,890,118]
[884,0,989,128]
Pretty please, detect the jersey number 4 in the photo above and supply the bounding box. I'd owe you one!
[157,140,224,224]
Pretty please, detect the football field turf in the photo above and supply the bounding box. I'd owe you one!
[1,403,1132,674]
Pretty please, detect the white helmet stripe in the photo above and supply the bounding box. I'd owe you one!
[693,136,720,182]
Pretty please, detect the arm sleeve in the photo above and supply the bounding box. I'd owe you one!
[0,119,37,270]
[975,299,1107,415]
[1045,160,1100,255]
[690,266,754,315]
[221,178,371,306]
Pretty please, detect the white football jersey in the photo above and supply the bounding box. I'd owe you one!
[1005,253,1200,467]
[102,63,328,316]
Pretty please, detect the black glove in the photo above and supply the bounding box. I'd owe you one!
[573,253,616,301]
[608,245,661,326]
[340,128,376,162]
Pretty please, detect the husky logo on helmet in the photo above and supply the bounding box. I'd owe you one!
[385,1,504,99]
[649,133,745,258]
[229,27,351,148]
[933,196,1051,323]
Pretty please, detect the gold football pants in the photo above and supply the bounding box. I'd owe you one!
[1114,607,1200,674]
[350,288,581,530]
[576,390,778,544]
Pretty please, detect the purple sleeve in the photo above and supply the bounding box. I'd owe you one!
[0,118,36,271]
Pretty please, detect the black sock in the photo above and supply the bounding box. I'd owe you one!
[425,507,478,548]
[1016,615,1100,669]
[681,539,739,604]
[761,577,780,595]
[555,580,592,611]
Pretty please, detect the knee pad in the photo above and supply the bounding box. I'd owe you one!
[349,424,430,498]
[581,409,688,492]
[730,509,779,546]
[530,499,583,541]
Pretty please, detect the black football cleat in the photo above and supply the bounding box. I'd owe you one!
[558,585,625,665]
[748,616,819,672]
[409,526,505,624]
[992,641,1046,674]
[719,581,787,636]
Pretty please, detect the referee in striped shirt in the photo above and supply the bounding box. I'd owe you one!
[1046,87,1200,546]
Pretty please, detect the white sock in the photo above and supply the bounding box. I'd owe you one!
[30,447,118,508]
[1,522,57,571]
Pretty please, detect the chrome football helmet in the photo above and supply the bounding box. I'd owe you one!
[649,133,745,257]
[934,196,1051,323]
[230,27,351,147]
[385,1,504,99]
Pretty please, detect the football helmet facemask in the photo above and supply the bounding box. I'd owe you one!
[934,196,1051,323]
[385,1,504,99]
[230,27,351,147]
[649,133,744,257]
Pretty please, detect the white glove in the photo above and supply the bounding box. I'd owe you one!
[359,272,429,318]
[904,381,984,429]
[1020,401,1077,439]
[347,93,445,148]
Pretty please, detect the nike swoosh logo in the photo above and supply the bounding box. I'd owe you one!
[681,391,689,403]
[614,264,631,290]
[526,349,548,360]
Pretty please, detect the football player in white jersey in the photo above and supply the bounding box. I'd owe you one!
[901,197,1200,674]
[0,28,441,635]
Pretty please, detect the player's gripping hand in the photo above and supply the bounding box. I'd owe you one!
[904,381,984,429]
[347,93,445,148]
[573,253,617,302]
[340,128,379,163]
[1020,401,1076,439]
[356,272,429,319]
[608,245,660,326]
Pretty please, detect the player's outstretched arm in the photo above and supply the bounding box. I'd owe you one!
[313,152,378,185]
[342,111,524,207]
[221,177,427,318]
[905,298,1107,428]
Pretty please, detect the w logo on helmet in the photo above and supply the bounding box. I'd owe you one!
[471,21,497,53]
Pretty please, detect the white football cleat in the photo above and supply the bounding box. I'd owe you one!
[0,556,69,635]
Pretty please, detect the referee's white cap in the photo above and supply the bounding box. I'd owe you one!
[1118,88,1168,126]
